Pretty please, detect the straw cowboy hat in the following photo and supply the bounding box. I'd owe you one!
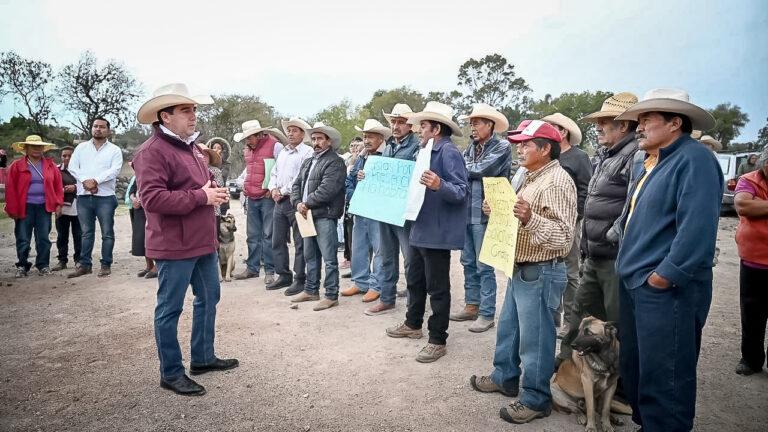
[407,101,463,137]
[581,92,639,122]
[206,137,231,162]
[12,135,57,153]
[615,88,715,131]
[137,83,214,125]
[458,103,510,133]
[307,122,342,150]
[382,103,415,123]
[355,119,393,140]
[280,117,312,143]
[266,127,289,145]
[196,143,222,168]
[699,135,723,152]
[542,113,582,147]
[233,120,271,143]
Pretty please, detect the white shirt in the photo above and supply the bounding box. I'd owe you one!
[267,143,313,195]
[68,139,123,197]
[160,125,200,145]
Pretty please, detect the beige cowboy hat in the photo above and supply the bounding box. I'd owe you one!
[407,101,463,137]
[382,103,415,123]
[307,122,342,150]
[12,135,57,153]
[196,143,222,168]
[233,119,271,143]
[615,88,715,130]
[137,83,213,125]
[699,135,723,152]
[458,103,510,133]
[690,129,703,140]
[542,112,582,147]
[581,92,639,122]
[280,117,312,143]
[355,119,393,140]
[266,127,289,145]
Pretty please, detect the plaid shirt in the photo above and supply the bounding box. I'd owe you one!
[516,160,577,263]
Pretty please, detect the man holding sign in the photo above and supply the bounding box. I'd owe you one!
[233,120,282,283]
[290,122,346,311]
[470,120,576,425]
[385,102,468,363]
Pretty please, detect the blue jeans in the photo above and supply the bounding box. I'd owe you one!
[245,197,274,274]
[351,216,381,292]
[460,223,497,319]
[376,221,412,305]
[619,275,712,432]
[14,203,52,271]
[304,218,339,300]
[77,195,118,268]
[154,252,221,380]
[491,260,567,412]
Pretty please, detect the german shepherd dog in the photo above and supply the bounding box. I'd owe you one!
[551,316,630,432]
[218,214,237,282]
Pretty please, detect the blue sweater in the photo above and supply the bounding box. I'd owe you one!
[616,135,723,290]
[409,137,469,250]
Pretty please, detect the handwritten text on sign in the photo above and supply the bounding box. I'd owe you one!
[348,156,415,226]
[479,177,519,275]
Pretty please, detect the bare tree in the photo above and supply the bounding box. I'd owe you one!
[0,51,55,133]
[57,51,142,135]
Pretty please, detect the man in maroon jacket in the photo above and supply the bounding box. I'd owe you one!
[133,84,238,396]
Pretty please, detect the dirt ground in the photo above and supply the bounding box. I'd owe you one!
[0,203,766,432]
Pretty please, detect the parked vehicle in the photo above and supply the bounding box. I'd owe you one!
[716,152,758,208]
[227,179,242,199]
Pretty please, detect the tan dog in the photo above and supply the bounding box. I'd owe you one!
[551,316,630,432]
[218,214,237,282]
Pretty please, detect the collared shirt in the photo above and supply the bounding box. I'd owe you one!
[159,125,200,145]
[626,154,659,226]
[303,149,330,202]
[68,139,123,196]
[515,160,577,263]
[267,143,313,195]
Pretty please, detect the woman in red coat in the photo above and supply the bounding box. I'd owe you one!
[4,135,64,277]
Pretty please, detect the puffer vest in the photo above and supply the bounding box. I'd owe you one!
[243,136,277,199]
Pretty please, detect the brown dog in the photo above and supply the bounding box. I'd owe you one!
[218,214,237,282]
[551,316,630,432]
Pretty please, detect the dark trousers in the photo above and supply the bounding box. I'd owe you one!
[56,214,82,264]
[272,198,305,282]
[14,203,52,271]
[740,261,768,370]
[405,246,451,345]
[619,276,712,432]
[343,202,353,261]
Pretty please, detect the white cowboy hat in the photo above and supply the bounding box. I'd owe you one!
[355,119,393,140]
[615,88,715,130]
[382,103,415,123]
[407,101,463,137]
[12,135,57,153]
[542,113,582,147]
[458,103,509,133]
[699,135,723,152]
[266,127,289,145]
[137,83,213,125]
[307,122,342,150]
[233,119,271,143]
[581,92,639,122]
[280,117,312,143]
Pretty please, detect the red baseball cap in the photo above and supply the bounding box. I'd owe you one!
[507,120,562,143]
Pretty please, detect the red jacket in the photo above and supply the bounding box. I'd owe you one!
[243,136,278,199]
[4,157,64,219]
[132,125,217,260]
[736,170,768,265]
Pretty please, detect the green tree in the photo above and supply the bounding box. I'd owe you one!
[456,53,531,117]
[756,117,768,150]
[361,87,425,124]
[57,51,142,135]
[113,123,152,150]
[0,51,55,134]
[530,90,613,149]
[310,99,365,153]
[707,103,750,149]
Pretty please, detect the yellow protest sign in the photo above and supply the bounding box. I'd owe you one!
[479,177,518,275]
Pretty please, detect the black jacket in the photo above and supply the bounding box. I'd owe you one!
[290,149,346,220]
[581,133,639,259]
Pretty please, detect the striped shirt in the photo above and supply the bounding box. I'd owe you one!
[516,160,577,263]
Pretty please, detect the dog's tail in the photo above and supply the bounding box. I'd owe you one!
[610,399,633,415]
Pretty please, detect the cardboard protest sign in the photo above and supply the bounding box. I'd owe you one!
[295,209,317,237]
[348,156,415,227]
[479,177,519,275]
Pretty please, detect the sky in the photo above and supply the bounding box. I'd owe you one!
[1,0,767,140]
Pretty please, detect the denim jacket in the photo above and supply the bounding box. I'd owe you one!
[382,132,420,161]
[463,134,511,224]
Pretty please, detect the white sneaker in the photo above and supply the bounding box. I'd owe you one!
[469,316,495,333]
